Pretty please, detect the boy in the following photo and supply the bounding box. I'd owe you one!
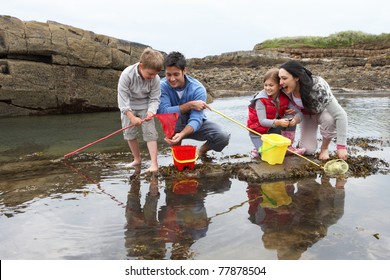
[117,47,164,172]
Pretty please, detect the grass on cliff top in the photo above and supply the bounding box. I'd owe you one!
[257,31,390,49]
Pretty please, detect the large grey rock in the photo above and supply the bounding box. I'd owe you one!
[1,16,389,117]
[0,16,151,117]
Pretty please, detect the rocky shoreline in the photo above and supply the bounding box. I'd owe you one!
[1,16,389,117]
[1,137,388,207]
[188,49,390,100]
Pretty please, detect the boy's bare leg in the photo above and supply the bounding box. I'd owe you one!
[145,140,158,172]
[127,139,141,166]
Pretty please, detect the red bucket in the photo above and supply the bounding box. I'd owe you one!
[171,145,198,171]
[172,179,199,194]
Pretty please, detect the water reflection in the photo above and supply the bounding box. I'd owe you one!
[125,169,165,259]
[159,183,209,259]
[247,178,346,259]
[1,93,389,260]
[124,175,232,260]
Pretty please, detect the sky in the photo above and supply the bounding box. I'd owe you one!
[2,0,389,58]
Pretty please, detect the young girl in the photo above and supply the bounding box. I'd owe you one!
[247,68,305,158]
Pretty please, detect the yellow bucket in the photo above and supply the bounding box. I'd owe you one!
[260,181,292,208]
[259,133,291,165]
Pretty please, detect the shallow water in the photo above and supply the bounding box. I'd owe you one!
[0,92,389,260]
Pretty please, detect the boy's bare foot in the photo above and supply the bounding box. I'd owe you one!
[145,166,159,173]
[128,160,141,167]
[129,165,141,179]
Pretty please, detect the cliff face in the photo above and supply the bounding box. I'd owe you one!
[1,16,389,118]
[187,46,390,98]
[0,16,149,117]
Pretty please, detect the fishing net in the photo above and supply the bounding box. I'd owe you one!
[154,113,179,138]
[323,159,349,177]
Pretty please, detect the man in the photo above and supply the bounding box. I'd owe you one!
[157,51,230,156]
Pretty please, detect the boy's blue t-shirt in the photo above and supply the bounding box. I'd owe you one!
[158,75,207,132]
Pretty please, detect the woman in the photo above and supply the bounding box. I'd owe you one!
[247,68,304,158]
[278,60,348,160]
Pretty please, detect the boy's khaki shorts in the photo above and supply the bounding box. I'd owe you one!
[121,109,158,142]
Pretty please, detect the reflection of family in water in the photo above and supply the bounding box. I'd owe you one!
[247,177,346,260]
[124,168,231,259]
[124,164,345,260]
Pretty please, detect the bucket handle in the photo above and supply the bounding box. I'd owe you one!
[172,148,199,164]
[258,145,276,153]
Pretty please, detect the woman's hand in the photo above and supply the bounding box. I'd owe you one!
[288,116,298,127]
[337,148,348,160]
[285,108,296,115]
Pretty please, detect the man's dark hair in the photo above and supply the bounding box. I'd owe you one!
[164,51,186,70]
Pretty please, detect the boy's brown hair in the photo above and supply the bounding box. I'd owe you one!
[140,47,164,71]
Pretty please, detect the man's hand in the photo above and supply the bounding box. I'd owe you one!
[164,125,194,145]
[164,132,184,145]
[180,100,208,114]
[191,100,207,111]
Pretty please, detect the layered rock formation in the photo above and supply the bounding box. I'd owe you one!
[1,16,389,117]
[0,15,149,117]
[188,46,390,98]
